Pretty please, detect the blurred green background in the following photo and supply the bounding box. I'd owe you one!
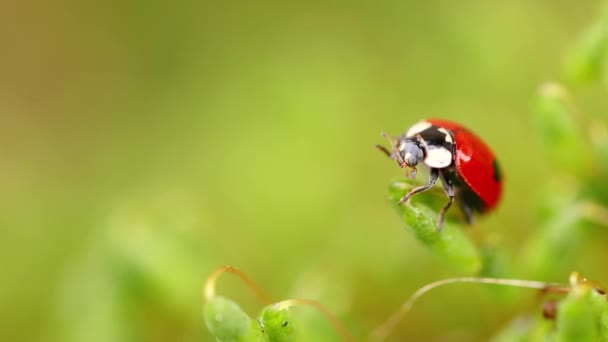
[3,1,608,341]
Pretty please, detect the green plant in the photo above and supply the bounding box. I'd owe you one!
[202,266,355,342]
[201,5,608,340]
[203,266,608,341]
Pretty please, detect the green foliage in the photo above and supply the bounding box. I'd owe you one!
[523,75,608,281]
[520,206,586,279]
[387,179,482,274]
[531,83,591,177]
[564,4,608,84]
[203,296,298,342]
[259,305,296,342]
[58,199,205,341]
[203,296,263,342]
[557,290,600,342]
[478,243,518,302]
[556,283,608,341]
[203,297,297,342]
[489,273,608,341]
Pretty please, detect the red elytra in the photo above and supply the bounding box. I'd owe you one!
[426,119,502,211]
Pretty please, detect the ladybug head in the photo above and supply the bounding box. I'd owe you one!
[398,138,425,166]
[396,137,426,178]
[377,132,426,179]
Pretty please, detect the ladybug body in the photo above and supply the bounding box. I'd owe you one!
[377,119,502,229]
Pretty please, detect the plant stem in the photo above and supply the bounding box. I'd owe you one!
[270,299,356,342]
[369,277,568,341]
[203,265,273,303]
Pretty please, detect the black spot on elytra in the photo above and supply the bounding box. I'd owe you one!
[492,159,502,182]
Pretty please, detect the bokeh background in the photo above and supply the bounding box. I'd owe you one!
[2,1,608,341]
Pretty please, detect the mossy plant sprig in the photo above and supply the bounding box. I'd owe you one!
[202,266,355,342]
[387,178,483,274]
[563,2,608,85]
[375,272,607,341]
[491,272,608,341]
[521,81,608,280]
[203,267,607,341]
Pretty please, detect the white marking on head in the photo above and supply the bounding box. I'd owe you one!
[424,147,453,168]
[404,152,412,160]
[438,127,453,143]
[399,141,407,151]
[406,121,432,137]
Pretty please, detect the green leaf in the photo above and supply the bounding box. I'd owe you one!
[203,296,267,342]
[479,243,518,303]
[388,179,482,274]
[259,305,296,342]
[520,207,584,279]
[556,285,607,342]
[531,83,591,178]
[490,316,554,342]
[602,304,608,341]
[581,122,608,205]
[563,7,608,84]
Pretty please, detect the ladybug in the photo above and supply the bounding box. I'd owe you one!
[377,119,503,229]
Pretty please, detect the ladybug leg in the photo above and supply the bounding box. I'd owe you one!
[398,168,439,204]
[457,196,475,224]
[437,171,455,230]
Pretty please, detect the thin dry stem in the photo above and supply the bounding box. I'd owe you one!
[270,299,356,342]
[369,277,567,342]
[203,265,273,303]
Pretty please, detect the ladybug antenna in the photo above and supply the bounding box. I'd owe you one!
[375,132,394,157]
[376,132,394,158]
[380,131,397,148]
[375,144,392,158]
[379,132,406,166]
